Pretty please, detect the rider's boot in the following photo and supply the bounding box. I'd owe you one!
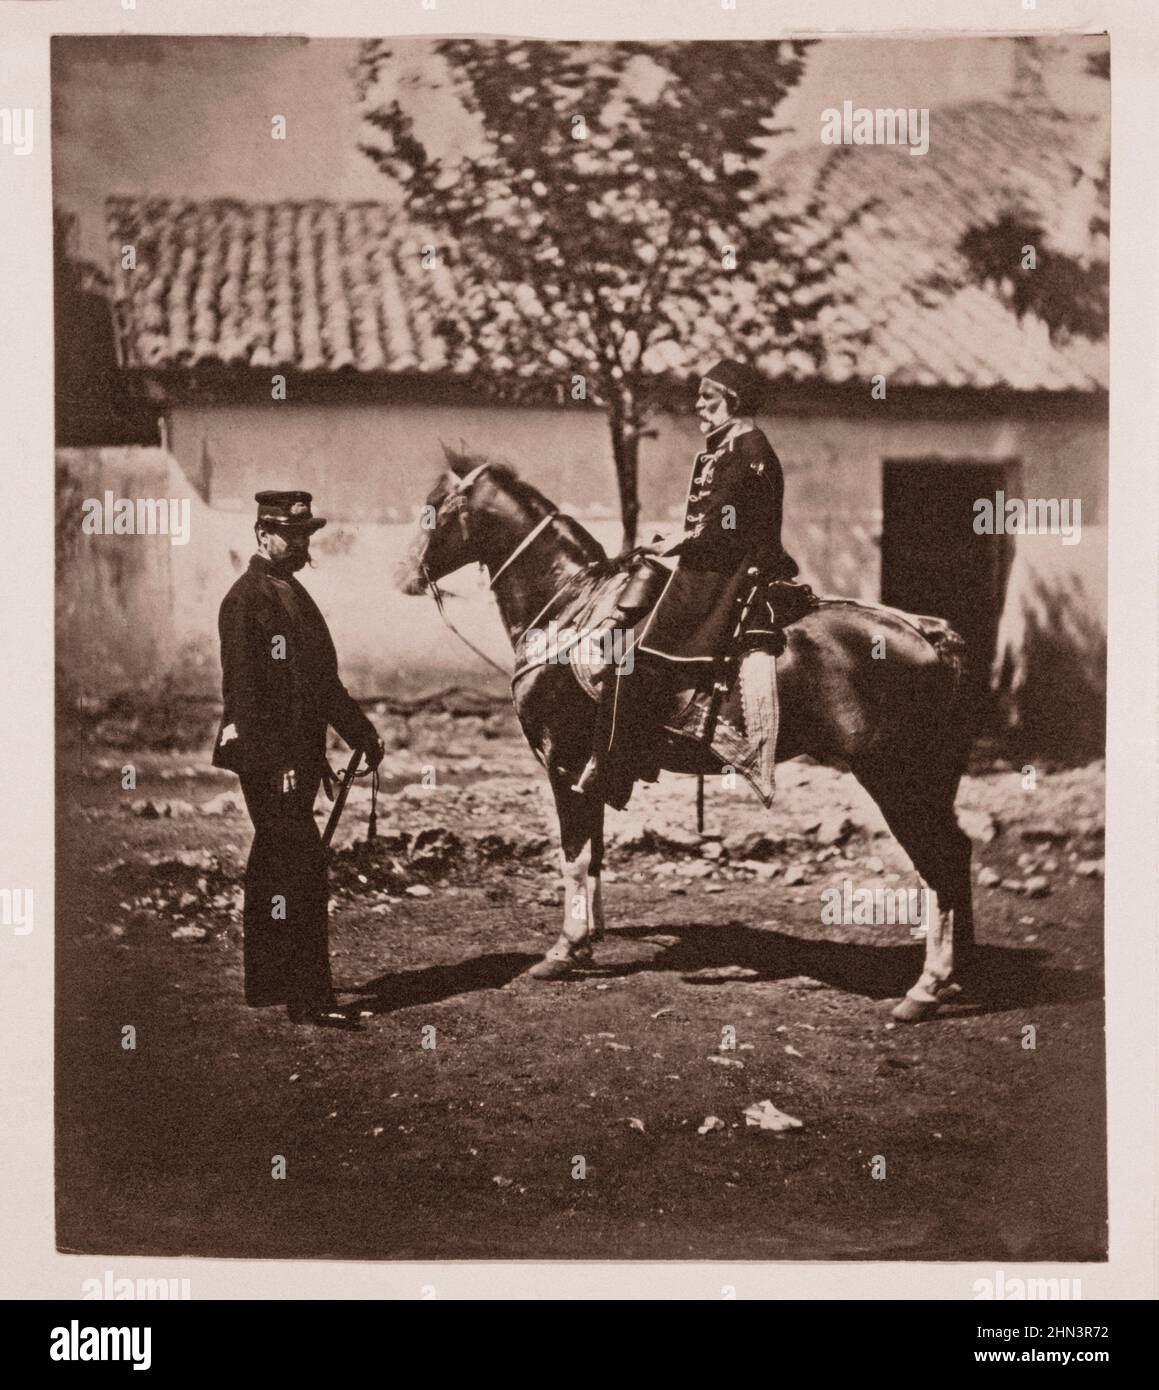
[572,668,635,809]
[573,639,661,809]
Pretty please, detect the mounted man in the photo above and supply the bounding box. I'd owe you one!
[574,359,799,806]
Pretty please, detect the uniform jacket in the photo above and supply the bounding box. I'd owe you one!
[212,554,379,778]
[637,420,798,663]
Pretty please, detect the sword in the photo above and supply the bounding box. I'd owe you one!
[321,747,365,850]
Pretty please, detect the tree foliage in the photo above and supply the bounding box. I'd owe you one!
[357,39,851,546]
[946,42,1108,346]
[54,207,155,447]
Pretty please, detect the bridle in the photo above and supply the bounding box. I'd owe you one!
[418,464,572,677]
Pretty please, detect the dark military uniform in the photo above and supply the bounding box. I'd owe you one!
[213,541,379,1015]
[637,420,798,663]
[576,361,798,807]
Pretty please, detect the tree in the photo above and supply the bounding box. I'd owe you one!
[54,206,157,447]
[357,40,850,549]
[935,41,1108,344]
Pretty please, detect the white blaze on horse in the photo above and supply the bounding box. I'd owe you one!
[400,449,975,1023]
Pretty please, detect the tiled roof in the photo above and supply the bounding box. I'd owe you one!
[106,101,1107,392]
[760,100,1107,391]
[107,199,457,375]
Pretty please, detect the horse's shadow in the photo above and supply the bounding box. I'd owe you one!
[343,951,539,1016]
[338,928,1100,1020]
[598,920,1103,1016]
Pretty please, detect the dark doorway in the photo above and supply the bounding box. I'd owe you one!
[881,458,1019,691]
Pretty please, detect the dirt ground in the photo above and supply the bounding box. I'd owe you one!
[56,704,1107,1262]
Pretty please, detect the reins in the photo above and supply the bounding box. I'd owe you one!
[487,511,558,588]
[421,465,581,679]
[422,563,512,678]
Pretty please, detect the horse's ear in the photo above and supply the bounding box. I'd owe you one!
[441,441,473,478]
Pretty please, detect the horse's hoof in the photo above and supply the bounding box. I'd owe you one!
[891,995,939,1023]
[528,956,578,981]
[889,984,961,1028]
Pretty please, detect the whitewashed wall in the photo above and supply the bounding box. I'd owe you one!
[58,401,1108,738]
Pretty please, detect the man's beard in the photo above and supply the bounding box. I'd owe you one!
[270,550,309,574]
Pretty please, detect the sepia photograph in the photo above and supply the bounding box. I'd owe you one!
[50,27,1113,1268]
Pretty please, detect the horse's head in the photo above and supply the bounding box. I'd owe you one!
[397,447,511,595]
[398,445,607,601]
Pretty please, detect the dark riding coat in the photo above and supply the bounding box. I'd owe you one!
[213,554,380,1012]
[637,420,798,663]
[212,554,378,779]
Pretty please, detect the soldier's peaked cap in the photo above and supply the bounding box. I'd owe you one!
[700,359,767,415]
[254,491,326,532]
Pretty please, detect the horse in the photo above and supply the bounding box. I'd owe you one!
[398,449,975,1022]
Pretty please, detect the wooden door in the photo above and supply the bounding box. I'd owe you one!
[881,458,1019,689]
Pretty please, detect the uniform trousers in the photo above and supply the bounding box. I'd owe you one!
[239,768,334,1013]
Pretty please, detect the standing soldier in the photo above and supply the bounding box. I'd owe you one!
[575,360,798,804]
[212,491,384,1029]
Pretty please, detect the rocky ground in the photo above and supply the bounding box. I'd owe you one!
[56,703,1106,1262]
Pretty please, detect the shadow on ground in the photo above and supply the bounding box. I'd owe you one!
[595,921,1102,1015]
[346,950,539,1014]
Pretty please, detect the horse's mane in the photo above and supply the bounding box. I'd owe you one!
[441,444,609,567]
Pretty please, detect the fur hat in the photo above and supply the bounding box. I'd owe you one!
[700,359,766,416]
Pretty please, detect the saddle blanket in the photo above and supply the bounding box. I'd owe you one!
[560,569,815,807]
[567,636,779,805]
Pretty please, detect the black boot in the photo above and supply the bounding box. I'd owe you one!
[287,998,366,1030]
[573,652,655,809]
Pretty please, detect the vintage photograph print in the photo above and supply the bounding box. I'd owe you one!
[54,33,1108,1262]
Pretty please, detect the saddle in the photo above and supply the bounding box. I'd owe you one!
[734,576,817,654]
[567,558,818,806]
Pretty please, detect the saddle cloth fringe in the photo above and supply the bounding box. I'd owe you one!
[739,646,779,800]
[538,574,954,810]
[570,637,780,807]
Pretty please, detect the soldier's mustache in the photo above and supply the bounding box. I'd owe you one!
[273,549,311,572]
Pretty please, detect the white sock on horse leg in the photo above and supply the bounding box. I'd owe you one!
[558,848,592,950]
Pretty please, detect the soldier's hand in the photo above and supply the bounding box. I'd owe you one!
[366,737,385,771]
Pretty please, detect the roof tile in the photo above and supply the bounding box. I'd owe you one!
[106,99,1106,392]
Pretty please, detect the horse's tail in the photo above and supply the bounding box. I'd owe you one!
[925,619,968,689]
